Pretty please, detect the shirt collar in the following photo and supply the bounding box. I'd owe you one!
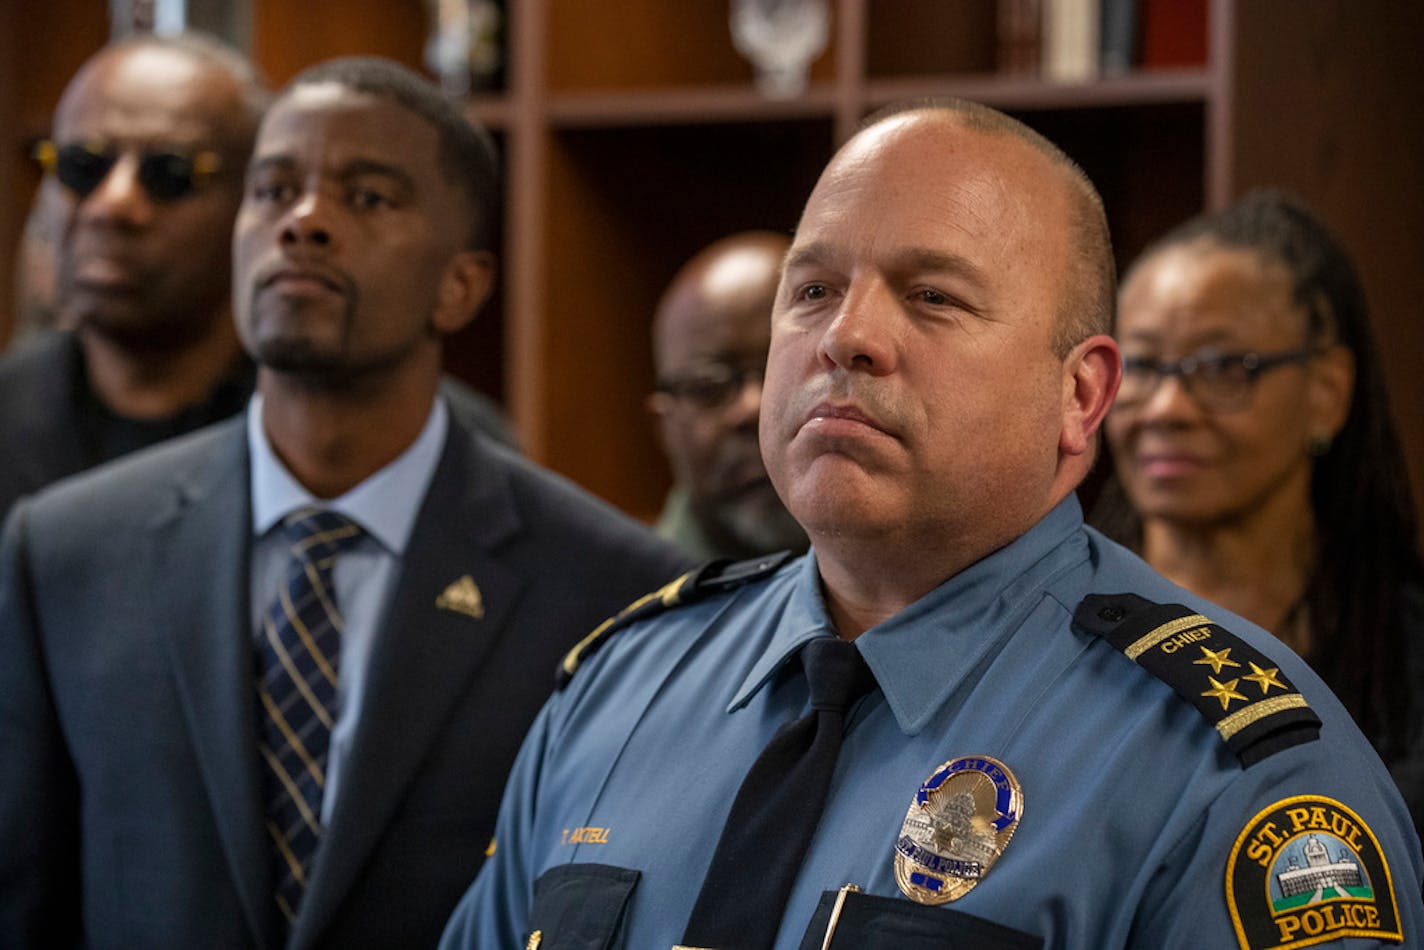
[729,496,1089,734]
[248,392,449,555]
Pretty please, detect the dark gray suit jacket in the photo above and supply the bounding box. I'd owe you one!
[0,330,518,521]
[0,412,693,949]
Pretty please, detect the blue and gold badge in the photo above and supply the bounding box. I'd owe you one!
[894,755,1023,904]
[1226,795,1402,949]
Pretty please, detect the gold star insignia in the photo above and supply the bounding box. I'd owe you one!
[1242,662,1286,695]
[1202,676,1248,711]
[1193,645,1241,675]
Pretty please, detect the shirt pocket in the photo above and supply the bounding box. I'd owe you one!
[796,888,1043,949]
[525,862,641,950]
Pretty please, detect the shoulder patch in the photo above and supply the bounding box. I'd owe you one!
[1225,795,1402,949]
[556,551,794,689]
[1074,594,1320,767]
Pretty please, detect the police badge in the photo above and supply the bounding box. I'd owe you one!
[894,755,1023,904]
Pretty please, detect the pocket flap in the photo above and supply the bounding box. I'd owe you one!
[527,863,641,950]
[797,888,1043,949]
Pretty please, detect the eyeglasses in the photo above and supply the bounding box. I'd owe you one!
[656,363,764,410]
[34,139,222,202]
[1116,347,1318,412]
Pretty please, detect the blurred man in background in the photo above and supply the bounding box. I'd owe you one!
[648,230,807,560]
[0,34,265,517]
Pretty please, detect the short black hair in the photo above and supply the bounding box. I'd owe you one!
[286,56,500,250]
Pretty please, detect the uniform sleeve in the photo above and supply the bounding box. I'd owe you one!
[1130,741,1424,950]
[0,502,82,946]
[440,693,560,949]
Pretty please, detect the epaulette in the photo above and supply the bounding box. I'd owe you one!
[556,550,794,689]
[1074,593,1321,768]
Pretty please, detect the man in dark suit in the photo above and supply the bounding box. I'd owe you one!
[0,34,265,518]
[0,57,692,949]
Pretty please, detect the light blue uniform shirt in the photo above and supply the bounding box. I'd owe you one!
[248,394,447,823]
[443,496,1423,949]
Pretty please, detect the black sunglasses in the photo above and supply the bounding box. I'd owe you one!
[34,139,222,202]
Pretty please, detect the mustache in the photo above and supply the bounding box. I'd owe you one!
[792,377,904,436]
[253,260,357,298]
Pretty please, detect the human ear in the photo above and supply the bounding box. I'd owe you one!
[1306,343,1355,449]
[431,249,496,336]
[1059,334,1122,458]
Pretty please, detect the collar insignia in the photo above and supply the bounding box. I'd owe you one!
[436,575,485,620]
[894,755,1023,904]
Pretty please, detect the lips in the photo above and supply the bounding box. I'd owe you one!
[70,249,143,292]
[1133,452,1210,480]
[801,400,897,439]
[260,266,345,295]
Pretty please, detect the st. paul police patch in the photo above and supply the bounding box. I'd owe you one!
[1226,795,1402,949]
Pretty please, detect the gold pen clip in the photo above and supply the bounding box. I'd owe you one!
[820,883,861,950]
[525,930,542,950]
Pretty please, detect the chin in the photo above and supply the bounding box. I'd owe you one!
[253,339,348,379]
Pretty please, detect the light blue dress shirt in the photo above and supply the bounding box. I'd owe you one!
[442,496,1423,949]
[248,394,447,823]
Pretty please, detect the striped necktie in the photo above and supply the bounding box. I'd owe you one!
[255,506,363,930]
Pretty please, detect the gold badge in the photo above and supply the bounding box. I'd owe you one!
[436,575,485,619]
[894,755,1023,904]
[1226,795,1402,949]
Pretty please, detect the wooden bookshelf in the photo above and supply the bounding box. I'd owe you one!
[1,0,1420,525]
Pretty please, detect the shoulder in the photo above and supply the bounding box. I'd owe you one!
[0,332,78,427]
[438,375,519,450]
[1067,528,1367,770]
[1073,591,1321,768]
[0,330,74,380]
[453,420,690,562]
[557,551,796,687]
[17,417,243,534]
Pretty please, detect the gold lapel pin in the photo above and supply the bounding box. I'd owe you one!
[436,575,485,619]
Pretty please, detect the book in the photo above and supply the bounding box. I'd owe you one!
[1139,0,1208,68]
[1042,0,1101,83]
[1100,0,1139,75]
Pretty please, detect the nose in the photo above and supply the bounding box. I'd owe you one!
[280,190,334,248]
[1123,371,1201,425]
[818,281,897,375]
[77,154,154,228]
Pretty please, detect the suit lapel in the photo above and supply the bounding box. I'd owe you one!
[293,422,525,947]
[153,422,276,947]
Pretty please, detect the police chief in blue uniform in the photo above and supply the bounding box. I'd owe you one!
[440,100,1423,950]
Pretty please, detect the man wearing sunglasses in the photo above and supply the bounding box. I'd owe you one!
[0,34,266,519]
[0,55,690,949]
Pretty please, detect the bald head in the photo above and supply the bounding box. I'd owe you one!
[57,35,268,158]
[49,35,267,354]
[856,100,1115,356]
[648,231,807,560]
[652,230,789,372]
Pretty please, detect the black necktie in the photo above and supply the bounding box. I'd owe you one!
[255,507,363,930]
[681,636,877,950]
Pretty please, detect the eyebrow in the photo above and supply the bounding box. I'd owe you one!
[247,155,417,194]
[784,242,991,289]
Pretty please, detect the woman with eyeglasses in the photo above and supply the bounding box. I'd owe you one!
[1096,190,1424,834]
